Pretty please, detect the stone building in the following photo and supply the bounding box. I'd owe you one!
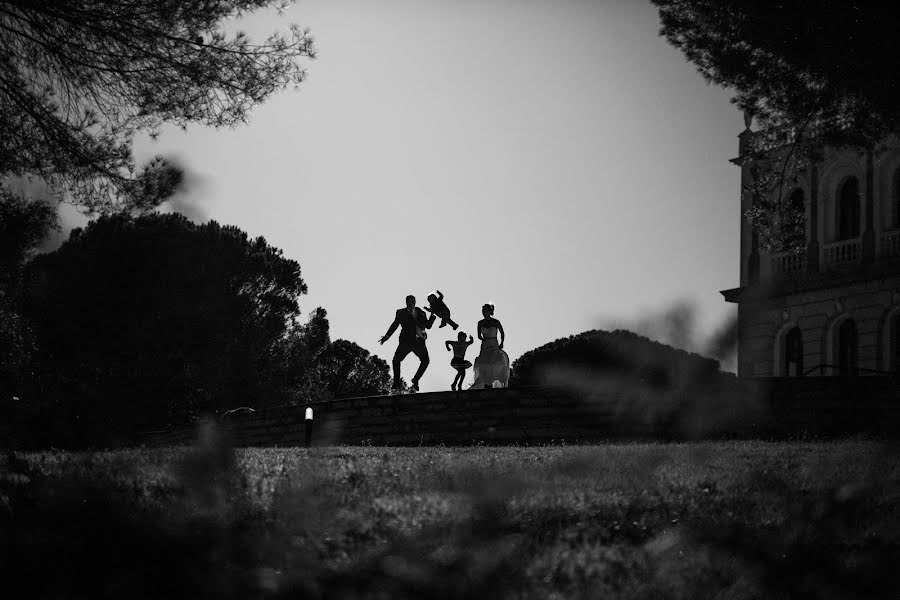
[721,115,900,377]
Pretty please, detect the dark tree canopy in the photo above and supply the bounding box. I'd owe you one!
[21,213,306,444]
[0,0,315,211]
[510,329,723,389]
[0,186,58,281]
[0,307,34,397]
[317,339,392,399]
[9,215,394,447]
[298,307,331,366]
[652,1,898,150]
[279,308,394,401]
[0,189,56,407]
[277,306,331,402]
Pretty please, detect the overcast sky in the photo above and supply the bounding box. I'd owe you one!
[118,0,744,392]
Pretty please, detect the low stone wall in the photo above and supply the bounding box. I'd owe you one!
[139,379,900,447]
[745,375,900,437]
[227,386,658,447]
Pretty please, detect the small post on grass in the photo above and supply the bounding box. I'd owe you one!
[305,406,313,447]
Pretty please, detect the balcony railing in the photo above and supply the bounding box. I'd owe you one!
[880,230,900,259]
[770,250,806,275]
[824,238,861,266]
[754,233,900,285]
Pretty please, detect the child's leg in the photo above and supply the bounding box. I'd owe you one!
[451,370,461,390]
[447,317,458,330]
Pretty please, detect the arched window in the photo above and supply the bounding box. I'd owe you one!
[837,318,858,375]
[879,308,900,372]
[838,177,861,240]
[784,326,803,376]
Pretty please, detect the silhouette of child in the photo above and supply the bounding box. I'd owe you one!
[445,331,474,390]
[425,290,458,329]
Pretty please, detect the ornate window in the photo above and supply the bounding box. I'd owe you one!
[837,318,858,375]
[784,326,803,376]
[838,177,861,240]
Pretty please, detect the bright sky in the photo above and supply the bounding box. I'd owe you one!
[120,0,742,393]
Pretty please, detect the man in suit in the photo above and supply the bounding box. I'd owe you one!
[379,294,436,392]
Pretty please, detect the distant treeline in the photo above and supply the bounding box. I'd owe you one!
[1,213,393,449]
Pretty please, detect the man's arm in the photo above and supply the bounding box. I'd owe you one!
[420,308,436,329]
[380,313,400,344]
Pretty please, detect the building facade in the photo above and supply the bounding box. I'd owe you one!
[722,117,900,377]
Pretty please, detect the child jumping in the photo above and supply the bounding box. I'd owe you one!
[445,332,474,390]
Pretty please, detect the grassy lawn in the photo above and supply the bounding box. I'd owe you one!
[2,435,899,599]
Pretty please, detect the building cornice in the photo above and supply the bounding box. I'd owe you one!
[721,259,900,303]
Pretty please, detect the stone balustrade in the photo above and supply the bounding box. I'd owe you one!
[770,250,806,275]
[824,238,861,266]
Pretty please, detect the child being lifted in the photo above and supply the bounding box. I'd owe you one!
[445,331,474,391]
[425,290,458,329]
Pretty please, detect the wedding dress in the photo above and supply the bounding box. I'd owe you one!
[470,325,510,388]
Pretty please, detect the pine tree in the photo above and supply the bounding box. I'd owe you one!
[0,0,315,211]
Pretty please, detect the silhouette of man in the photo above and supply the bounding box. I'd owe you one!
[379,295,436,392]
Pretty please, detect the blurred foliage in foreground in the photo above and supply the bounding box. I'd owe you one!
[2,434,898,599]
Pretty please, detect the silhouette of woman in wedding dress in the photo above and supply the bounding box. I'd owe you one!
[470,303,510,389]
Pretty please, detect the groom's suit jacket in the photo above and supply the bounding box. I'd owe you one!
[388,307,435,344]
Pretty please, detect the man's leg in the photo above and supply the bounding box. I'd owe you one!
[410,339,430,390]
[392,341,413,390]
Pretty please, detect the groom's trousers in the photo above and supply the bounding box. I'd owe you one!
[393,337,429,386]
